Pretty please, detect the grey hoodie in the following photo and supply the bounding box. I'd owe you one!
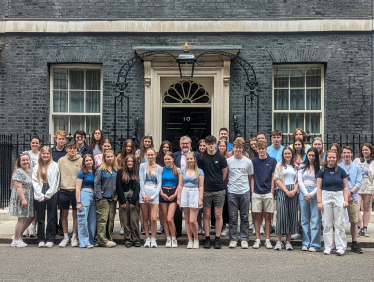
[94,168,118,203]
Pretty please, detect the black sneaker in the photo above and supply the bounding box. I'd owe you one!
[141,225,145,235]
[157,225,165,234]
[351,244,364,254]
[203,239,212,249]
[361,227,369,237]
[125,243,132,248]
[214,238,221,249]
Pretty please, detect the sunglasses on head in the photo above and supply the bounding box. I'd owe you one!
[104,149,114,153]
[19,151,29,157]
[144,134,152,137]
[313,137,322,140]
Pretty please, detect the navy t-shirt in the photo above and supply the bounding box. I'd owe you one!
[317,166,348,191]
[77,171,95,189]
[197,151,227,192]
[251,156,277,194]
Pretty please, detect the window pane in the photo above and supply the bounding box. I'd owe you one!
[70,69,84,89]
[290,67,304,88]
[274,113,288,134]
[306,113,321,134]
[70,91,84,113]
[274,67,289,88]
[86,91,100,113]
[53,116,68,134]
[71,116,85,134]
[306,67,321,87]
[290,113,304,131]
[306,89,321,110]
[53,68,68,89]
[53,91,68,112]
[86,115,100,136]
[290,89,305,110]
[86,69,101,90]
[274,89,288,110]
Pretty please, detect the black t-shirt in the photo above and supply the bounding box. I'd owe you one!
[317,166,348,191]
[198,151,227,192]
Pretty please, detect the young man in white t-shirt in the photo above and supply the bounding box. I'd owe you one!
[227,139,253,249]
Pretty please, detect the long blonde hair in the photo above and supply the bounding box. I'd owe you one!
[100,149,118,172]
[186,152,199,180]
[36,146,53,182]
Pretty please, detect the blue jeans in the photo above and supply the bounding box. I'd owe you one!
[299,186,321,250]
[77,189,97,248]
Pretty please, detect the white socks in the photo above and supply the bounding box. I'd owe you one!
[167,236,171,241]
[72,233,77,239]
[266,239,270,243]
[64,233,68,239]
[172,237,176,241]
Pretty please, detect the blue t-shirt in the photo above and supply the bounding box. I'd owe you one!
[162,167,178,187]
[180,168,204,187]
[317,166,348,192]
[251,156,277,194]
[77,170,95,189]
[267,145,284,163]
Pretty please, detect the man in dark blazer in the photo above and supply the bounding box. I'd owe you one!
[173,136,200,237]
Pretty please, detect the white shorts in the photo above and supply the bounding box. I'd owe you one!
[180,187,200,209]
[139,185,159,204]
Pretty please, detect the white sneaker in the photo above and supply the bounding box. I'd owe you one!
[260,226,265,235]
[336,249,345,256]
[187,240,193,249]
[22,228,29,237]
[38,241,45,248]
[249,223,254,230]
[172,239,178,248]
[29,228,36,238]
[241,241,249,249]
[144,238,151,248]
[253,240,261,249]
[105,241,117,248]
[193,240,199,249]
[324,249,331,255]
[14,239,27,248]
[229,241,237,248]
[87,244,94,249]
[59,237,69,248]
[221,228,229,237]
[285,241,293,251]
[274,241,283,251]
[150,238,157,248]
[71,237,79,247]
[198,227,205,235]
[302,246,308,251]
[265,240,273,249]
[309,247,317,252]
[45,242,54,248]
[252,228,256,235]
[11,240,16,247]
[119,226,124,235]
[291,233,302,240]
[165,239,172,248]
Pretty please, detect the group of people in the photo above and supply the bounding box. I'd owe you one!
[8,127,374,255]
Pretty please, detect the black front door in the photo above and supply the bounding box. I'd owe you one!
[162,107,211,152]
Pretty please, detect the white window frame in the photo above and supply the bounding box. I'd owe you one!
[49,64,103,139]
[272,64,324,138]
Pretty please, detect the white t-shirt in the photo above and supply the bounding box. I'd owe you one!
[227,155,254,194]
[27,150,39,169]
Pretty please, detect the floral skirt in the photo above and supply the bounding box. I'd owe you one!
[9,185,35,218]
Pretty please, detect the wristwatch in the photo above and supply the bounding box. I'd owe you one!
[350,192,354,196]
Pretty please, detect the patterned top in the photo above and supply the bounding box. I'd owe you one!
[145,172,157,185]
[9,168,34,218]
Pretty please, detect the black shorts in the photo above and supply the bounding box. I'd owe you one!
[159,188,177,204]
[58,190,77,210]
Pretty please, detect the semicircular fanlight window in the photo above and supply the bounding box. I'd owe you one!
[163,80,210,104]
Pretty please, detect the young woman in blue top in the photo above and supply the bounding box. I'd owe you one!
[76,154,98,248]
[177,152,204,249]
[160,151,180,248]
[317,150,349,256]
[139,148,162,248]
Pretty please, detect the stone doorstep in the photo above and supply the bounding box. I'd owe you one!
[2,232,374,248]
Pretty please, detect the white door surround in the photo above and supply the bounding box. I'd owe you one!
[135,46,241,146]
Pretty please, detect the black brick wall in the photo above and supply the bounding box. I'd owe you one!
[1,0,371,19]
[0,33,372,144]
